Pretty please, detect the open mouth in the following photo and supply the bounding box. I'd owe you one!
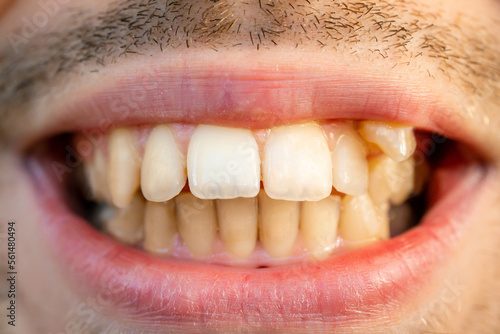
[20,63,495,331]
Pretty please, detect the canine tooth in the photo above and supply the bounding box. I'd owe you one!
[331,132,368,196]
[141,125,187,202]
[263,123,332,201]
[300,196,341,260]
[107,128,141,208]
[258,191,299,258]
[85,146,109,201]
[339,194,384,247]
[106,194,145,245]
[175,193,217,258]
[359,122,416,162]
[144,201,177,255]
[187,125,260,199]
[216,198,258,260]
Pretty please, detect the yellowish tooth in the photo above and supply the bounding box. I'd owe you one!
[300,196,341,260]
[263,123,332,201]
[141,125,187,202]
[144,201,177,255]
[106,193,145,245]
[359,122,416,162]
[368,155,397,206]
[258,191,299,258]
[216,198,258,260]
[368,155,415,206]
[389,157,415,205]
[107,128,141,208]
[187,125,260,199]
[331,132,368,196]
[85,146,109,201]
[175,193,217,258]
[339,194,385,248]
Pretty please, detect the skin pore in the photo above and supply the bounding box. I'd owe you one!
[0,0,499,333]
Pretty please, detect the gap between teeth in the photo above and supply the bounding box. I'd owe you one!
[81,120,422,262]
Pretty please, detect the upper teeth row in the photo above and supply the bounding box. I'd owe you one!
[84,121,417,209]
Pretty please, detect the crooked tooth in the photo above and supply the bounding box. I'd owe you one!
[331,132,368,196]
[187,125,260,199]
[390,157,415,205]
[368,155,415,206]
[85,145,109,201]
[258,191,299,258]
[141,125,187,202]
[107,128,141,208]
[144,201,177,255]
[359,122,416,162]
[263,123,332,201]
[216,198,258,260]
[175,193,217,258]
[106,194,145,245]
[339,194,385,247]
[300,196,341,260]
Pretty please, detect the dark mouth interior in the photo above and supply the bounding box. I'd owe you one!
[24,126,474,267]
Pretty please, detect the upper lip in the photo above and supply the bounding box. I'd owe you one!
[15,56,491,162]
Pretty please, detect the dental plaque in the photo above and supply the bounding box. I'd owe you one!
[76,120,426,267]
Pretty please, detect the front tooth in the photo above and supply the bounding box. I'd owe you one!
[331,132,368,196]
[300,196,341,260]
[359,122,416,162]
[216,198,258,260]
[141,125,187,202]
[187,125,260,199]
[338,194,385,247]
[263,123,332,201]
[175,193,217,258]
[144,201,177,255]
[107,128,141,208]
[85,145,109,201]
[106,193,145,245]
[258,191,299,258]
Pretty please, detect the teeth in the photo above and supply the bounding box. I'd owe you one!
[368,155,415,206]
[141,125,187,202]
[175,193,218,258]
[187,125,260,199]
[143,201,177,255]
[107,128,141,208]
[263,123,332,201]
[216,198,258,260]
[85,145,109,201]
[338,194,385,247]
[300,196,341,260]
[331,132,368,196]
[258,191,299,258]
[359,122,416,162]
[389,157,415,205]
[106,194,145,245]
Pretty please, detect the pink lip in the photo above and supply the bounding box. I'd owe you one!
[22,63,495,330]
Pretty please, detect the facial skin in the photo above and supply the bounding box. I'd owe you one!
[0,0,500,333]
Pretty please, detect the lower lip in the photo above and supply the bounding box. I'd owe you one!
[28,152,490,331]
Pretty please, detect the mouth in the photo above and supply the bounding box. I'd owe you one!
[21,58,495,331]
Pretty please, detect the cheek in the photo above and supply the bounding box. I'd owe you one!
[0,152,85,332]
